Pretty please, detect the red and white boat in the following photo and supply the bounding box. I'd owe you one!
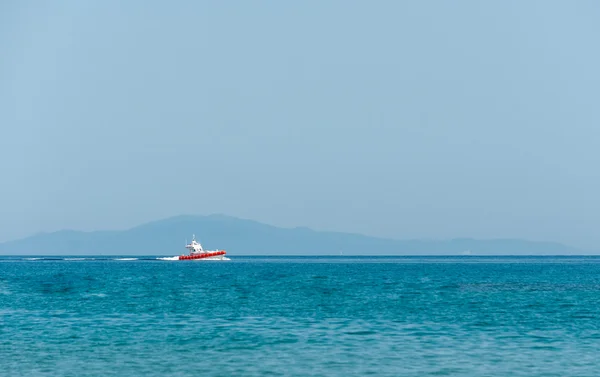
[158,235,229,261]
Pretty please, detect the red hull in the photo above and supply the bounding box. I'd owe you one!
[178,251,226,260]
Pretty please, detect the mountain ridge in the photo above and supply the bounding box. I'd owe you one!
[0,214,586,255]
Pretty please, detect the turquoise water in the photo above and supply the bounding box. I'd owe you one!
[2,256,600,376]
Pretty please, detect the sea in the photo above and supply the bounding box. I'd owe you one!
[1,256,600,376]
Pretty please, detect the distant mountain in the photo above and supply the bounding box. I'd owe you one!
[0,214,585,255]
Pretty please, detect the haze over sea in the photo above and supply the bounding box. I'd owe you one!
[2,256,600,376]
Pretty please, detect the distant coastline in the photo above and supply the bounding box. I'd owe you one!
[0,214,586,256]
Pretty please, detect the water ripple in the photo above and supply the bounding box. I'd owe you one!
[1,257,600,376]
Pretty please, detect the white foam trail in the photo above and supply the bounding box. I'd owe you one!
[64,258,87,261]
[24,258,42,261]
[114,258,138,261]
[157,256,180,261]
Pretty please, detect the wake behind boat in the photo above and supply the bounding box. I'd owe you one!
[158,234,230,261]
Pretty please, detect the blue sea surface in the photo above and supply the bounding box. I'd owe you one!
[2,256,600,376]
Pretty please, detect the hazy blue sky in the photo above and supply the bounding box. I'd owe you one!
[1,1,599,248]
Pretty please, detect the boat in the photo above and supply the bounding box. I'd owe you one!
[157,234,229,261]
[177,234,229,261]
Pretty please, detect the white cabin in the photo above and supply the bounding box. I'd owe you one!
[185,234,206,255]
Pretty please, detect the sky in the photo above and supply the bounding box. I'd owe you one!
[1,1,600,249]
